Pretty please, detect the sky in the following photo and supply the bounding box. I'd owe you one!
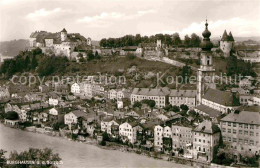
[0,0,260,41]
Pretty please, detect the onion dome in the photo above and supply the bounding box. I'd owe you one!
[200,19,213,51]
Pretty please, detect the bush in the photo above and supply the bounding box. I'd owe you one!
[100,140,106,146]
[5,111,19,120]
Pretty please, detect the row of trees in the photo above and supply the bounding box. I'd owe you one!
[100,33,202,48]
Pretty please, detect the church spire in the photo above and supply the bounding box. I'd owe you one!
[200,19,213,51]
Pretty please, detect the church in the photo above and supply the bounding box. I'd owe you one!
[29,28,92,58]
[196,20,239,119]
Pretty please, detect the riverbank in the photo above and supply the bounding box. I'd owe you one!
[0,123,193,168]
[0,123,212,168]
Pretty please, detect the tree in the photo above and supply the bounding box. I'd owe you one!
[172,33,182,46]
[172,105,180,112]
[190,33,201,47]
[0,149,6,167]
[133,101,142,108]
[5,111,19,120]
[95,51,101,59]
[180,104,189,111]
[184,35,191,47]
[32,47,42,56]
[31,55,38,69]
[87,50,95,61]
[8,148,61,168]
[141,99,156,109]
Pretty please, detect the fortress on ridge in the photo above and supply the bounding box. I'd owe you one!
[29,28,92,58]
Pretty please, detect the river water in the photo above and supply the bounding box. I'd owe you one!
[0,124,191,168]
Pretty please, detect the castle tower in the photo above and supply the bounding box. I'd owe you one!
[157,39,162,49]
[61,28,67,42]
[220,30,234,57]
[197,20,216,104]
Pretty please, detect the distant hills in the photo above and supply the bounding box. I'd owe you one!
[0,39,29,57]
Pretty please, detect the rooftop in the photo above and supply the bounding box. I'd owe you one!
[202,88,237,106]
[132,87,170,96]
[195,104,222,118]
[193,120,220,134]
[221,106,260,125]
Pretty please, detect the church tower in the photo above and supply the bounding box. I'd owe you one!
[197,20,216,104]
[61,28,67,42]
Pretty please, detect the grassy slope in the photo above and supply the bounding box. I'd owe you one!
[66,56,174,75]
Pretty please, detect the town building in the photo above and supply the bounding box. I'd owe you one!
[131,87,170,108]
[0,86,10,101]
[154,125,172,151]
[169,90,196,108]
[192,120,220,162]
[202,88,239,113]
[220,106,260,156]
[172,125,193,157]
[64,110,87,128]
[119,121,141,144]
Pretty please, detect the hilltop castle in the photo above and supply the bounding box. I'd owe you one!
[29,28,91,58]
[220,30,234,57]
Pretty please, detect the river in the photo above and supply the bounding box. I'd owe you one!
[0,124,192,168]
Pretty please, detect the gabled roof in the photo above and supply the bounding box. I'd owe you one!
[195,104,222,118]
[193,120,220,134]
[169,89,196,97]
[202,88,235,106]
[132,87,170,96]
[71,110,87,119]
[221,106,260,125]
[122,46,138,51]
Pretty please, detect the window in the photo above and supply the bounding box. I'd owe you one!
[239,130,243,134]
[250,131,254,136]
[222,128,226,132]
[244,131,248,135]
[244,139,248,144]
[239,124,243,128]
[233,138,237,142]
[256,133,259,136]
[239,139,243,143]
[228,122,231,126]
[223,136,226,141]
[250,140,254,145]
[222,122,226,125]
[233,129,236,134]
[250,125,254,129]
[228,129,231,133]
[244,124,248,129]
[228,137,231,142]
[233,123,236,127]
